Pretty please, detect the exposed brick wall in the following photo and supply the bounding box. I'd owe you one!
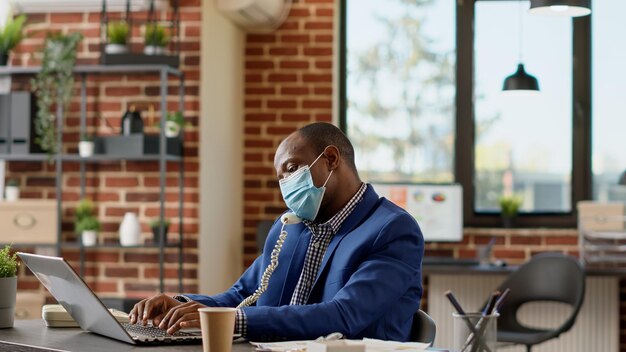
[243,0,335,266]
[8,3,201,298]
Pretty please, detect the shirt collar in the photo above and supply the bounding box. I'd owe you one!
[304,182,367,235]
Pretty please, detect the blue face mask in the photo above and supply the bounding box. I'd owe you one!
[279,151,333,221]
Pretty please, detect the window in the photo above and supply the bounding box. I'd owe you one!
[342,0,456,183]
[592,0,626,202]
[474,1,573,213]
[340,0,592,227]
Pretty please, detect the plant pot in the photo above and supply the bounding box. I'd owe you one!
[119,212,141,246]
[78,141,95,157]
[144,45,166,55]
[0,276,17,328]
[105,44,128,54]
[4,186,19,202]
[151,225,169,245]
[0,53,7,66]
[164,120,181,138]
[81,230,97,247]
[501,215,516,228]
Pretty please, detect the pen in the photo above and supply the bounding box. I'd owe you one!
[444,291,492,352]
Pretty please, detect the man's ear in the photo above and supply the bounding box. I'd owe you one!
[324,145,341,170]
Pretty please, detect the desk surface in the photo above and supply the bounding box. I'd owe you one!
[0,319,254,352]
[0,320,445,352]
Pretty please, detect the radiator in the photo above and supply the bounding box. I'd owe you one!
[427,275,618,351]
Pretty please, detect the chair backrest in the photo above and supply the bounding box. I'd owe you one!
[496,253,585,335]
[410,309,437,346]
[256,220,274,254]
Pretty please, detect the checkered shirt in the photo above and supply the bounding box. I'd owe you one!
[234,182,367,336]
[289,182,367,305]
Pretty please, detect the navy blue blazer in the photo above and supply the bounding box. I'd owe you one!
[185,185,424,341]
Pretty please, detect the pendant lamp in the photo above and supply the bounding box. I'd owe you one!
[503,2,540,95]
[529,0,591,17]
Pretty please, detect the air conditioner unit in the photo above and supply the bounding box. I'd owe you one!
[217,0,292,33]
[14,0,167,14]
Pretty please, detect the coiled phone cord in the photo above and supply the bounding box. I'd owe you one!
[237,213,301,309]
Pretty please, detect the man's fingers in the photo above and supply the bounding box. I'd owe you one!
[130,300,146,325]
[152,312,166,326]
[179,319,200,329]
[160,302,195,329]
[167,312,199,335]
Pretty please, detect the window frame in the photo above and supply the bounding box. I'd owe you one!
[339,0,592,228]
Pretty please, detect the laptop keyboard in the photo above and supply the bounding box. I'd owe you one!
[122,323,197,338]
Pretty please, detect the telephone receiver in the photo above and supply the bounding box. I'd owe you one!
[281,213,302,225]
[237,213,302,308]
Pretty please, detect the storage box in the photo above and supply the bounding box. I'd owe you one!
[0,200,57,244]
[577,201,625,231]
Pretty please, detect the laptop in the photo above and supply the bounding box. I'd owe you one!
[17,252,204,345]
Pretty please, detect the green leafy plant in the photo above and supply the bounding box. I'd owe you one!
[31,32,82,155]
[0,245,18,278]
[107,21,129,45]
[5,179,18,187]
[0,15,27,57]
[149,218,171,228]
[166,111,188,129]
[499,195,523,218]
[74,198,100,233]
[76,217,101,233]
[80,133,93,142]
[144,23,169,47]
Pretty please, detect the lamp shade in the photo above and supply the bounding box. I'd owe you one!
[503,64,539,93]
[529,0,591,17]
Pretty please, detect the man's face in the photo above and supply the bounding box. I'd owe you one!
[274,133,328,188]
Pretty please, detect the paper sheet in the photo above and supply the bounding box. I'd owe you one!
[250,338,429,352]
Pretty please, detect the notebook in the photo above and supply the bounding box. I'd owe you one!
[17,252,204,345]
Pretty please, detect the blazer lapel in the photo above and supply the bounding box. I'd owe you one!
[277,226,311,305]
[311,185,381,288]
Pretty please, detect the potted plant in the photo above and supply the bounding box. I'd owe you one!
[499,195,522,228]
[144,23,169,55]
[78,133,95,157]
[0,14,26,66]
[75,198,101,247]
[31,32,82,156]
[4,179,19,201]
[150,218,170,245]
[164,111,188,138]
[105,21,129,54]
[0,245,18,328]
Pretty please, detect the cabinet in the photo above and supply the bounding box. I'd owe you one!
[0,65,185,293]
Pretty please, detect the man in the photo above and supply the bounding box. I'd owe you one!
[129,122,424,341]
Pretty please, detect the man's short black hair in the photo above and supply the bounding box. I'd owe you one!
[298,122,357,173]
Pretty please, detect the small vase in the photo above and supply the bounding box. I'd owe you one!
[144,45,166,55]
[78,141,95,157]
[82,230,97,247]
[0,276,17,328]
[4,186,19,201]
[119,212,141,246]
[105,44,128,54]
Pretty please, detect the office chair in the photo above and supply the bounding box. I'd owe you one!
[256,220,274,254]
[492,253,585,352]
[410,309,437,346]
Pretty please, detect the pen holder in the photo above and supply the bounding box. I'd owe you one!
[453,312,498,352]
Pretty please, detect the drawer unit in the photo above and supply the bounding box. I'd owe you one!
[0,200,57,244]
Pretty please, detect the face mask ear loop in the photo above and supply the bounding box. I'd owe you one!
[310,150,326,168]
[322,170,333,188]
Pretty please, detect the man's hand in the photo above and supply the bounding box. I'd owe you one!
[157,300,208,334]
[128,294,181,327]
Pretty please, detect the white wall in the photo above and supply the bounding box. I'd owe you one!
[199,0,244,294]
